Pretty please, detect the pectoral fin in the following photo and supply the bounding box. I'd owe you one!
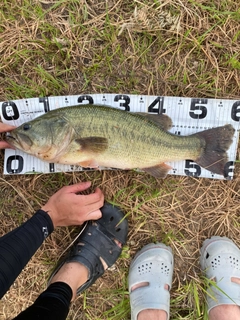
[142,163,172,179]
[134,113,172,131]
[75,137,108,153]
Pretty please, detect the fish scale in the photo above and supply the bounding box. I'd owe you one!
[5,104,235,178]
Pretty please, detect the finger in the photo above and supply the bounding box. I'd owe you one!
[0,141,15,149]
[66,181,91,193]
[0,123,16,133]
[85,209,102,221]
[79,188,104,206]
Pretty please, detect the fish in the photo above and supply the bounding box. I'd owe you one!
[5,104,235,178]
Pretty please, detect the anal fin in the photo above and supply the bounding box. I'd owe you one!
[142,163,172,179]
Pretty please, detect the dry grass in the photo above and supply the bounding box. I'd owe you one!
[0,0,240,319]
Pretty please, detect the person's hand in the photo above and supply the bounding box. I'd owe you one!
[0,122,16,149]
[41,181,104,228]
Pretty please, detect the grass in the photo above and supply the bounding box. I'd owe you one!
[0,0,240,319]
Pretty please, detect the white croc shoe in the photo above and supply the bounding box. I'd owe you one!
[128,243,173,320]
[200,236,240,313]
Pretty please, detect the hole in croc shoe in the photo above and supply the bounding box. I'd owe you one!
[130,282,149,292]
[130,282,170,292]
[165,284,170,291]
[206,253,209,259]
[231,277,240,285]
[116,228,121,232]
[211,276,240,285]
[110,216,114,221]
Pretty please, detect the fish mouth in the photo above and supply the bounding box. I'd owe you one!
[5,134,17,146]
[6,133,33,151]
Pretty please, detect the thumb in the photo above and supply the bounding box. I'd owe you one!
[0,123,16,133]
[67,181,91,193]
[86,209,102,221]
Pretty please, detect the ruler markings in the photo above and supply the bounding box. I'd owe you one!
[1,94,239,179]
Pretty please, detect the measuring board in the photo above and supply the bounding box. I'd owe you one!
[0,94,239,179]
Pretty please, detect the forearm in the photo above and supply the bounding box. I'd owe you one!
[0,210,54,298]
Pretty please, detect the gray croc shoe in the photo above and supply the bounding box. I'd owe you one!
[200,236,240,313]
[128,243,173,320]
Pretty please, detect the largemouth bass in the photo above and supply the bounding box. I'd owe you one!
[5,105,235,178]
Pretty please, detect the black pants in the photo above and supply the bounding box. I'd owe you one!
[13,282,72,320]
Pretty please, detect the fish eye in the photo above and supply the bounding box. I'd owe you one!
[23,123,31,131]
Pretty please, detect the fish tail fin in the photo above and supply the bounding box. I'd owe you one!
[193,124,235,175]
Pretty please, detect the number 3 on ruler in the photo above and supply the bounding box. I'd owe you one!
[114,95,130,111]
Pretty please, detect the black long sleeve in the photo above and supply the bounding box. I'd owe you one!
[0,210,54,298]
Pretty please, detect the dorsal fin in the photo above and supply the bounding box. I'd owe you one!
[134,112,172,131]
